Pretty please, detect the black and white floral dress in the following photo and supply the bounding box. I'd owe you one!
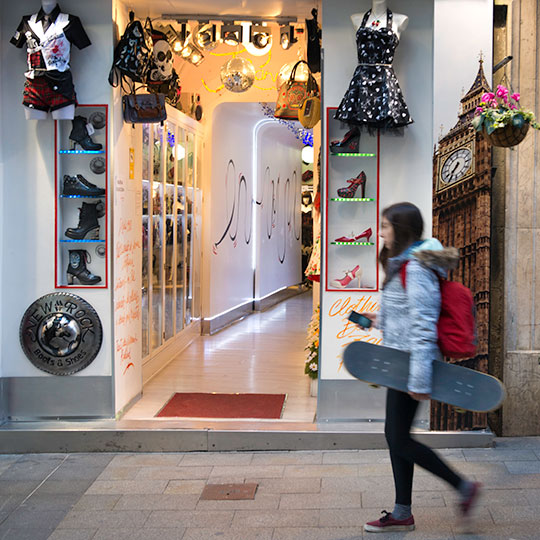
[335,9,413,130]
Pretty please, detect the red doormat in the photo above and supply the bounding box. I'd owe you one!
[156,392,287,419]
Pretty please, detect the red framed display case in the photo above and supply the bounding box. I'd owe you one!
[325,107,379,292]
[55,104,108,288]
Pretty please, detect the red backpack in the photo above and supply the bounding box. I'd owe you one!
[400,262,477,359]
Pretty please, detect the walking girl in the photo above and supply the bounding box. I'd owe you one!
[359,202,481,533]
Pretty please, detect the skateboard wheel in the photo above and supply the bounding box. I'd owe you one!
[369,384,380,389]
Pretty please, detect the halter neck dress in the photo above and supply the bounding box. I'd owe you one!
[334,9,413,130]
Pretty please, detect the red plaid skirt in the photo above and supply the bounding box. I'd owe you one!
[23,75,76,112]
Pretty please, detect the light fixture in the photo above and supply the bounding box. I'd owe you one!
[194,23,218,51]
[221,23,243,46]
[302,145,314,164]
[173,23,189,53]
[243,22,272,56]
[279,24,297,49]
[179,42,204,66]
[250,24,271,49]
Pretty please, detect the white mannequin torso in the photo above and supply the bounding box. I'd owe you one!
[351,0,408,40]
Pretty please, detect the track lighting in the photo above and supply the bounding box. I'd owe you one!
[180,42,204,66]
[173,23,189,53]
[279,24,297,49]
[194,23,218,51]
[250,24,272,49]
[221,23,243,46]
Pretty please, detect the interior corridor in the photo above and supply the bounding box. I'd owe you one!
[123,292,317,423]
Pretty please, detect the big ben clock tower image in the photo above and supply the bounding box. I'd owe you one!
[432,59,492,431]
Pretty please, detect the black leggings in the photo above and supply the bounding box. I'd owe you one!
[385,388,463,505]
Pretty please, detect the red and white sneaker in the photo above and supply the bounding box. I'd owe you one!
[364,510,415,533]
[456,482,482,533]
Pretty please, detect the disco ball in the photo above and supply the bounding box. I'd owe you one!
[276,61,310,89]
[220,57,256,93]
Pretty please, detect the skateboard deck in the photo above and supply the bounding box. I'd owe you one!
[343,340,505,412]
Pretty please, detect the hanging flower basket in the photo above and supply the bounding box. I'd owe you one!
[482,122,530,148]
[472,85,539,148]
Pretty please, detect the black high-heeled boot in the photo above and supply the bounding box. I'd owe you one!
[66,250,101,285]
[330,126,360,154]
[65,202,104,240]
[63,175,105,197]
[69,116,103,151]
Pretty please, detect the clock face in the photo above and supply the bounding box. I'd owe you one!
[440,148,473,185]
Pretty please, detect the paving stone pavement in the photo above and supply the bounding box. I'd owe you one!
[0,437,539,539]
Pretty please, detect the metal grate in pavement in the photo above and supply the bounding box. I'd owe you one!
[200,483,258,500]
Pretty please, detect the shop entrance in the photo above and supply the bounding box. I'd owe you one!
[119,0,321,425]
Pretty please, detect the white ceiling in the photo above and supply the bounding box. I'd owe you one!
[124,0,320,20]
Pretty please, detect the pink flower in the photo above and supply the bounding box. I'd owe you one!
[496,85,509,97]
[511,92,521,102]
[482,92,495,103]
[475,106,484,114]
[490,99,498,108]
[509,104,517,110]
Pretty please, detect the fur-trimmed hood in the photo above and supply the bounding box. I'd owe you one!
[411,239,459,275]
[386,238,458,279]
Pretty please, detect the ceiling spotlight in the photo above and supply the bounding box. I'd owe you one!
[243,22,272,56]
[195,23,218,51]
[250,24,272,49]
[279,25,297,50]
[179,42,204,66]
[173,23,189,53]
[221,23,243,46]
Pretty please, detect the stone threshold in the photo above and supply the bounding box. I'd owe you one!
[0,419,493,453]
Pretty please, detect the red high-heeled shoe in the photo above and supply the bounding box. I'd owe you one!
[355,227,372,243]
[334,233,356,243]
[337,171,367,198]
[331,265,362,288]
[330,127,360,154]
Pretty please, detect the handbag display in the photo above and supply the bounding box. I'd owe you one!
[122,93,167,124]
[275,60,319,121]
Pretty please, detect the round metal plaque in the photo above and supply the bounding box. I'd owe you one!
[19,293,103,375]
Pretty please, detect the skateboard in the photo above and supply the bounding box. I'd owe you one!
[343,339,505,412]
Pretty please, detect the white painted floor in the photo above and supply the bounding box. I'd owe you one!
[123,292,318,423]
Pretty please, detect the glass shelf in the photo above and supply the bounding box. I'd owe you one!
[60,194,105,199]
[330,152,376,157]
[330,197,375,202]
[330,241,375,246]
[58,150,105,155]
[60,239,104,243]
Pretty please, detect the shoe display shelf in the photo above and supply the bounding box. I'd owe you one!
[55,104,108,288]
[325,107,379,292]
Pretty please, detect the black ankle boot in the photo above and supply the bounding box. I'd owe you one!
[69,116,103,151]
[65,202,104,240]
[67,250,101,285]
[63,174,105,197]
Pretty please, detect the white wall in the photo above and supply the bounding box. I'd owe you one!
[210,103,302,317]
[0,0,113,378]
[111,2,144,414]
[256,122,303,299]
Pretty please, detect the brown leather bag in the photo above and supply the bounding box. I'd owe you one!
[275,61,319,121]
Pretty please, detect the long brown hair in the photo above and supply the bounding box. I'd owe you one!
[379,202,424,277]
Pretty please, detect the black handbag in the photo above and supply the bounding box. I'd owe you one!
[122,93,167,124]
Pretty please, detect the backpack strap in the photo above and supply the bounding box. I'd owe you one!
[399,261,409,289]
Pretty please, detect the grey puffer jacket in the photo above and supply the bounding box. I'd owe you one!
[378,239,459,394]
